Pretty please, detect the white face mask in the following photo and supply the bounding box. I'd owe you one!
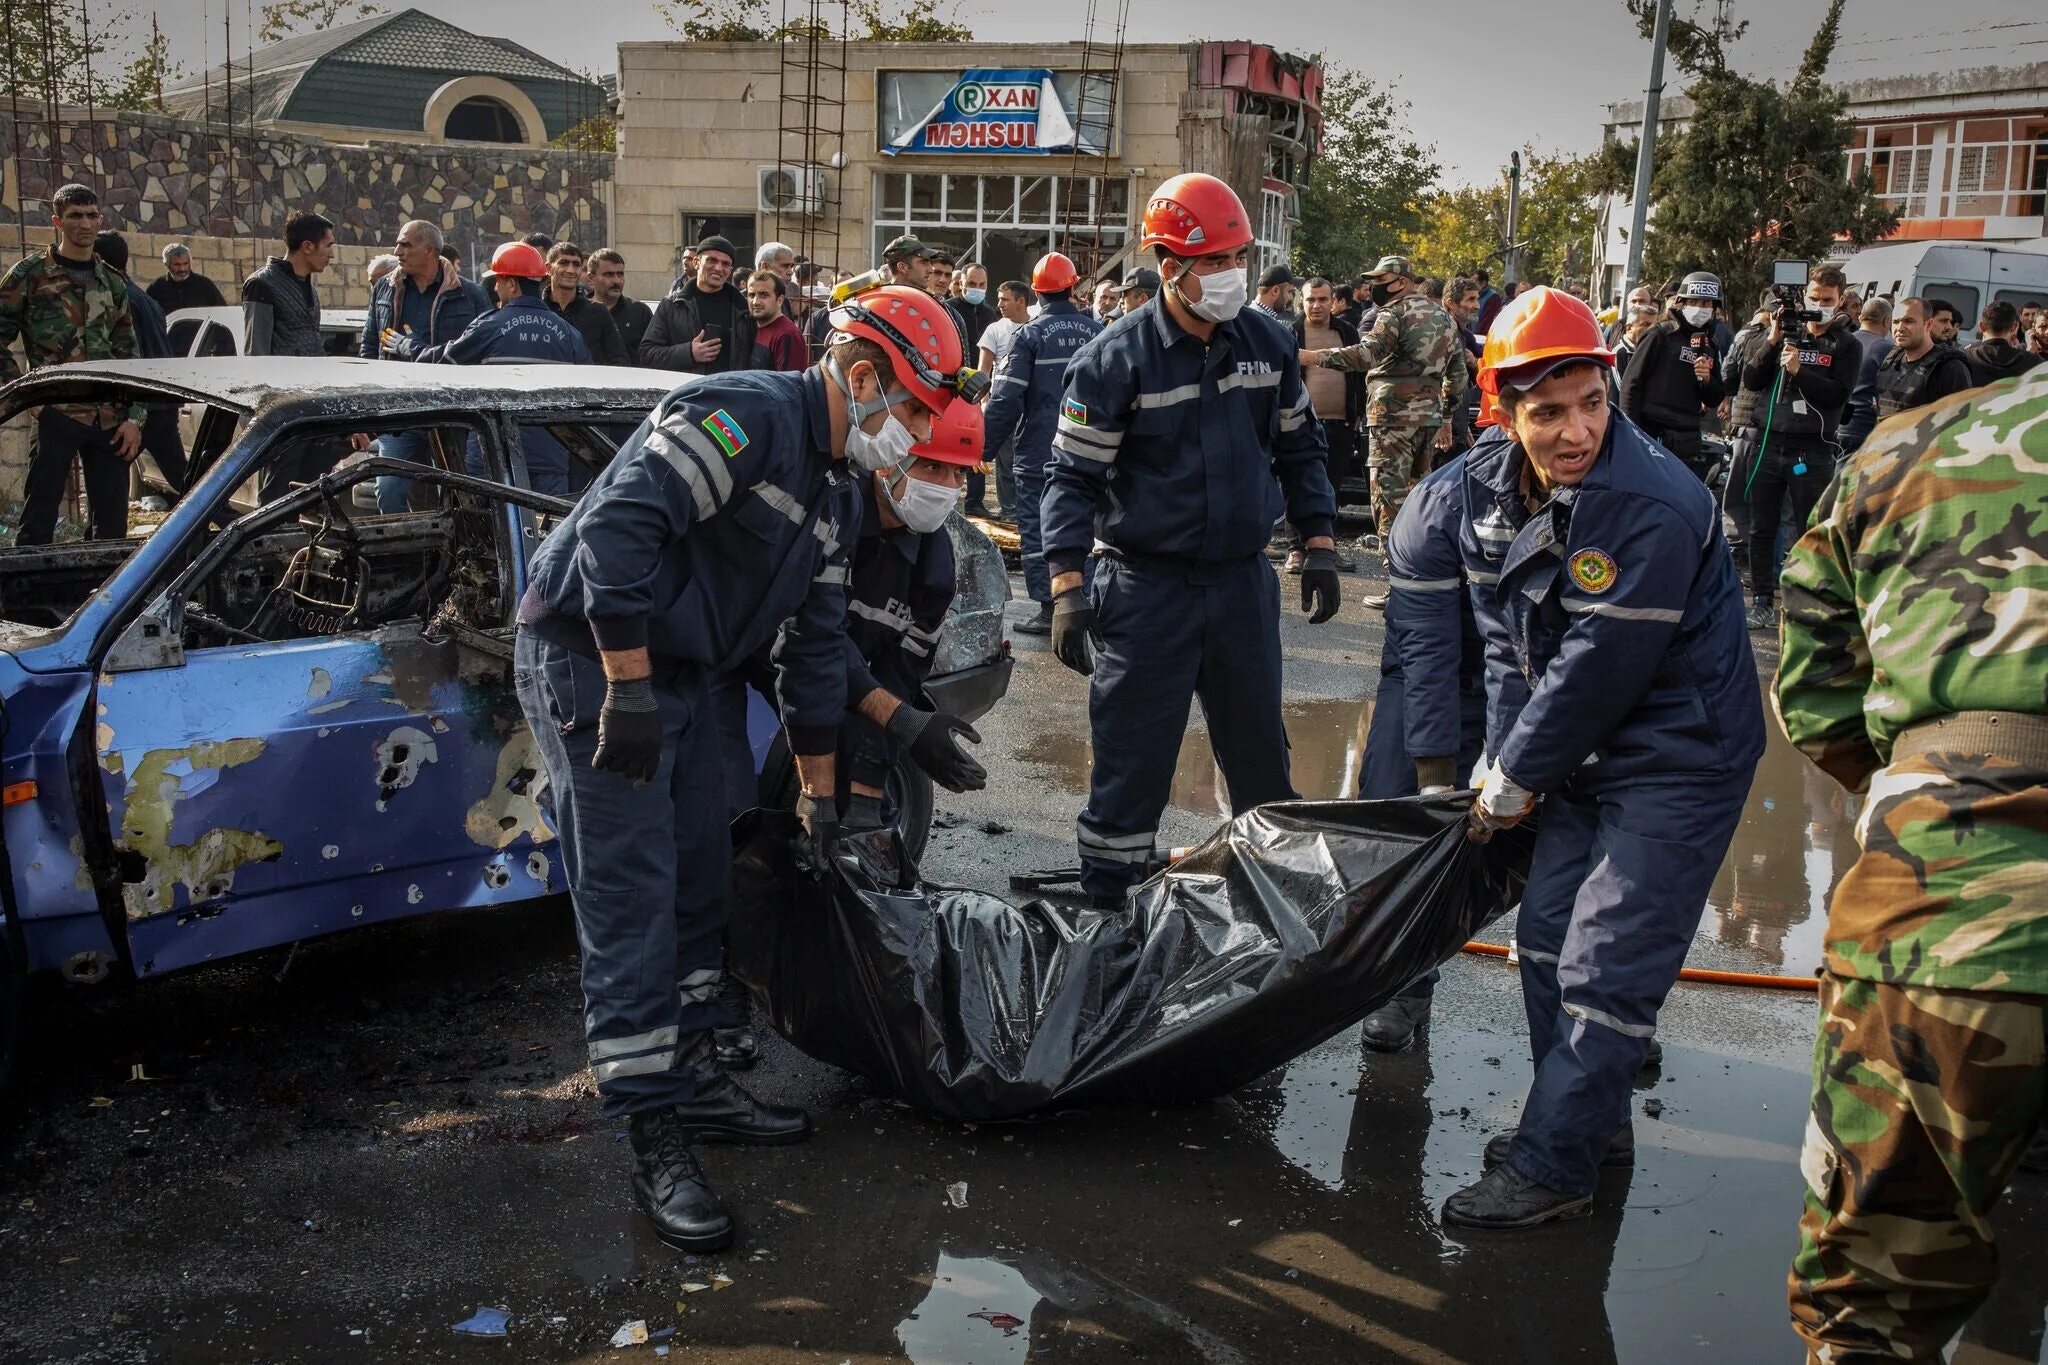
[1809,306,1838,328]
[882,466,957,533]
[1177,265,1247,323]
[1682,305,1713,327]
[832,358,921,472]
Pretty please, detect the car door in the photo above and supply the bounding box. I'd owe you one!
[91,419,565,979]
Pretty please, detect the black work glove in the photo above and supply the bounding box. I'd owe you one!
[888,706,987,793]
[1050,587,1095,676]
[592,676,662,784]
[793,791,840,873]
[1299,546,1341,625]
[842,793,887,833]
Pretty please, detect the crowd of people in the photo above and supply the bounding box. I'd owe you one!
[3,174,2046,1365]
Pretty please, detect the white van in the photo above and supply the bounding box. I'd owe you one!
[1836,241,2048,342]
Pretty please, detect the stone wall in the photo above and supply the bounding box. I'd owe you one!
[2,105,613,262]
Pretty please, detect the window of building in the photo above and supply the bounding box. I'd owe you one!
[1854,117,2048,221]
[871,172,1130,287]
[444,96,525,144]
[679,213,758,276]
[1254,188,1294,281]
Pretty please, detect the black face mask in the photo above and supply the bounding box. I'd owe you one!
[1369,282,1395,307]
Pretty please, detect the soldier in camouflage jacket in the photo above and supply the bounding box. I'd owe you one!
[1302,256,1470,580]
[1777,368,2048,1361]
[0,185,145,544]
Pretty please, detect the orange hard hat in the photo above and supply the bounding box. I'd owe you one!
[1141,173,1253,257]
[827,283,971,414]
[1031,251,1079,293]
[487,241,548,280]
[909,394,984,468]
[1477,286,1615,397]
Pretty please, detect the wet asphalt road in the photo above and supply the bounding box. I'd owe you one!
[2,565,2045,1364]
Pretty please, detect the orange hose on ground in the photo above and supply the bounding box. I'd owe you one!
[1460,940,1819,991]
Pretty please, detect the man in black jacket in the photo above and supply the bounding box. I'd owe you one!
[1618,271,1725,480]
[640,235,753,375]
[1725,263,1856,631]
[945,259,997,356]
[146,243,226,315]
[1875,297,1977,425]
[544,242,630,365]
[1962,300,2043,387]
[588,247,653,357]
[241,211,334,357]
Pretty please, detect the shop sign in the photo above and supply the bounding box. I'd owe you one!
[883,68,1078,156]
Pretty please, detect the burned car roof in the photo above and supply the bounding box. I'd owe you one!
[1,357,684,419]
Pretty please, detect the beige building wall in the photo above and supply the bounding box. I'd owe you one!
[614,41,1195,304]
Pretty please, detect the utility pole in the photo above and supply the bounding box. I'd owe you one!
[1623,0,1673,302]
[1503,150,1522,288]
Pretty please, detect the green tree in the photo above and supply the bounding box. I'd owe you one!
[1411,184,1502,281]
[258,0,384,42]
[657,0,971,41]
[849,0,972,40]
[1606,0,1893,308]
[0,1,184,112]
[1292,66,1439,281]
[1413,148,1602,289]
[101,23,183,112]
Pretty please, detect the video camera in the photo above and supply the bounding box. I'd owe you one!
[1770,258,1822,328]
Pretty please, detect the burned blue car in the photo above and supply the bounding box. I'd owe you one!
[0,359,1012,1085]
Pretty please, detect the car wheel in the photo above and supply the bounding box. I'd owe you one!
[0,932,23,1096]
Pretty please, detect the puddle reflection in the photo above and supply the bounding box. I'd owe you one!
[1016,683,1854,974]
[898,1253,1039,1364]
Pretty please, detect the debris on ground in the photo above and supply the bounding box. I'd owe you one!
[610,1320,649,1348]
[1643,1097,1665,1118]
[946,1182,969,1209]
[970,1311,1025,1335]
[452,1306,510,1337]
[682,1282,710,1295]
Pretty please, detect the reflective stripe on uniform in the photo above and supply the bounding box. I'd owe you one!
[1564,1000,1657,1038]
[849,599,912,634]
[811,517,841,557]
[814,564,849,584]
[751,480,808,526]
[902,638,930,658]
[1561,598,1684,623]
[1079,825,1156,864]
[1053,432,1118,462]
[647,424,734,520]
[588,1025,680,1062]
[680,968,721,1006]
[588,1024,680,1083]
[1057,415,1122,451]
[992,373,1029,390]
[1135,382,1203,410]
[1218,370,1282,393]
[1468,569,1502,585]
[593,1051,677,1083]
[1390,575,1461,592]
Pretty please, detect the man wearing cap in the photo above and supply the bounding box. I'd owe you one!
[882,234,937,293]
[642,236,753,376]
[982,251,1103,635]
[1039,173,1340,903]
[516,283,979,1255]
[1119,268,1159,314]
[1303,255,1469,607]
[1617,271,1725,481]
[1438,287,1762,1229]
[1253,263,1300,323]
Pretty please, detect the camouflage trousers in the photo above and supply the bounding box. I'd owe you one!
[1789,972,2047,1363]
[1367,424,1442,543]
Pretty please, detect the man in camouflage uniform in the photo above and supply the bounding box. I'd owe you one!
[1301,254,1468,608]
[1777,369,2048,1362]
[0,183,144,544]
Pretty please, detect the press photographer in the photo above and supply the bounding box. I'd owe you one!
[1724,261,1856,632]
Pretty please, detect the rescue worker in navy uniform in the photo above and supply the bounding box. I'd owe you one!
[1040,173,1342,903]
[514,284,976,1253]
[1617,271,1724,481]
[983,251,1103,636]
[1438,287,1763,1229]
[417,241,591,498]
[705,400,989,1070]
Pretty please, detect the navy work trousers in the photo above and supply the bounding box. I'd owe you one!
[1077,552,1295,898]
[1015,441,1053,605]
[1506,773,1748,1194]
[514,632,731,1118]
[1357,651,1488,999]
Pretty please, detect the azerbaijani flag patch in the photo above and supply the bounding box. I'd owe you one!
[701,408,749,458]
[1060,397,1088,425]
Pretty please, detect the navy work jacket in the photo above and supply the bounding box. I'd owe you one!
[982,296,1101,474]
[418,294,591,366]
[844,471,956,705]
[1041,298,1334,575]
[1450,415,1764,793]
[1385,446,1504,766]
[521,368,859,755]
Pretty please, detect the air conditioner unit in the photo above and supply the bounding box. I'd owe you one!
[758,164,828,216]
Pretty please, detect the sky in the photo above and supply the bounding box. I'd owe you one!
[149,0,2048,185]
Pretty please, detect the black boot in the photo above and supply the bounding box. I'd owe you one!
[2021,1125,2048,1175]
[1483,1121,1635,1173]
[672,1031,811,1145]
[1013,602,1054,636]
[1640,1036,1664,1073]
[1360,991,1432,1052]
[628,1109,735,1253]
[1442,1162,1593,1229]
[713,972,758,1071]
[1745,594,1777,632]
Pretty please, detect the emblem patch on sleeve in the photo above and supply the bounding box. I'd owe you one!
[1060,397,1088,425]
[1568,548,1618,594]
[702,409,749,458]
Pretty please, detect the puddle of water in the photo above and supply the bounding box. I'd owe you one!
[897,1252,1040,1363]
[1017,683,1854,977]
